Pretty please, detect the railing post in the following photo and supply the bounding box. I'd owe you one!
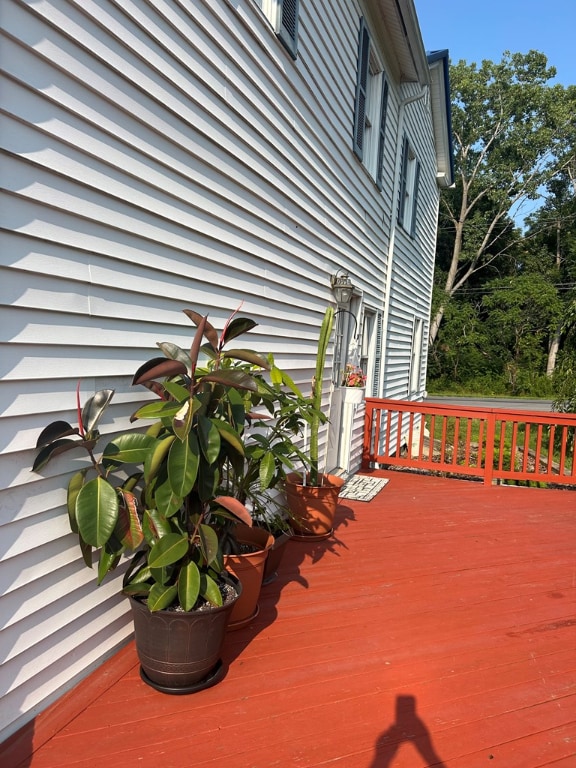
[361,400,373,470]
[484,411,495,486]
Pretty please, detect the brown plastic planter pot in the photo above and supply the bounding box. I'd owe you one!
[285,472,345,540]
[224,524,273,629]
[129,574,241,694]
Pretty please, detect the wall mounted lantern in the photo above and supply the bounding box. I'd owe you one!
[330,270,354,305]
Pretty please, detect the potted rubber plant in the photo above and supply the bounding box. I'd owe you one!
[284,306,345,539]
[32,308,274,692]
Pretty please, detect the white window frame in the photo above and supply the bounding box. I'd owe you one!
[256,0,299,58]
[353,17,389,189]
[398,136,421,236]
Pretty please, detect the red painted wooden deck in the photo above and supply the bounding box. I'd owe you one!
[6,470,576,767]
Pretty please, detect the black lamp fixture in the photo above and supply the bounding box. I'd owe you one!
[330,269,354,305]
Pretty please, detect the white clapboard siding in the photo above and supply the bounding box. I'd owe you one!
[0,0,444,742]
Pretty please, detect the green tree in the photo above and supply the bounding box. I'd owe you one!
[431,52,574,348]
[481,272,562,394]
[524,171,576,376]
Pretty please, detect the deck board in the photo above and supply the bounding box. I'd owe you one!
[6,470,576,767]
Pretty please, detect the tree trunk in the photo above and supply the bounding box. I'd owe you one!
[546,322,562,377]
[429,214,465,347]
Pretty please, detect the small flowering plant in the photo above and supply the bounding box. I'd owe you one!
[341,363,366,388]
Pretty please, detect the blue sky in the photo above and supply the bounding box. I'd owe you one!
[414,0,576,86]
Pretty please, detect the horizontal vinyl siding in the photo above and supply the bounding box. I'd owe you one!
[383,83,441,398]
[0,0,397,740]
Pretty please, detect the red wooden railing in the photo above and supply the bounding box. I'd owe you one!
[362,398,576,486]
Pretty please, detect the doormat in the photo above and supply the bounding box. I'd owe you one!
[339,475,389,502]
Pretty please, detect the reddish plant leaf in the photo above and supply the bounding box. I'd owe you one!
[183,309,219,350]
[35,421,78,449]
[213,495,252,527]
[132,358,187,386]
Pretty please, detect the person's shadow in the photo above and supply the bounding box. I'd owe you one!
[370,695,447,767]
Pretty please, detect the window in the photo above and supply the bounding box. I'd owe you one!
[258,0,299,59]
[359,307,382,397]
[352,17,389,189]
[398,135,421,236]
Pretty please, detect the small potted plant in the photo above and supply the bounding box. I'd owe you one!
[33,307,276,692]
[284,306,345,539]
[340,363,366,403]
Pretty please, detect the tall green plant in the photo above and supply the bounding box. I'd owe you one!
[309,306,335,486]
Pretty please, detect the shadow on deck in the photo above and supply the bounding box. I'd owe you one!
[4,470,576,767]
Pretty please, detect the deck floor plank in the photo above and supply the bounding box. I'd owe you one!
[7,470,576,767]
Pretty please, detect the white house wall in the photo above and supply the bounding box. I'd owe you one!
[383,83,441,400]
[0,0,444,741]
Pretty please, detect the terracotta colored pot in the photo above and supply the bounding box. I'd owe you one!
[224,525,273,629]
[129,574,241,694]
[285,472,345,539]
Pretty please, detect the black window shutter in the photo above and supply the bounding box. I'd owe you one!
[410,160,421,237]
[375,78,389,190]
[398,135,408,224]
[353,18,370,160]
[278,0,299,59]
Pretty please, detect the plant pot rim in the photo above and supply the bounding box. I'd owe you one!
[285,472,345,490]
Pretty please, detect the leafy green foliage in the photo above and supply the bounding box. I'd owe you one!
[32,306,324,611]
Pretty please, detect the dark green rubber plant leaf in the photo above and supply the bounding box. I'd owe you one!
[132,401,183,421]
[147,533,189,569]
[201,573,223,607]
[150,565,170,586]
[35,420,79,448]
[122,581,151,597]
[167,431,199,498]
[67,469,87,534]
[32,438,86,472]
[144,434,176,483]
[202,369,258,392]
[178,560,201,611]
[75,477,119,548]
[259,451,276,491]
[196,461,217,503]
[212,419,245,456]
[222,317,257,344]
[162,379,192,402]
[143,508,173,542]
[147,583,178,612]
[173,399,193,441]
[152,478,183,519]
[221,349,270,369]
[102,432,157,468]
[198,414,221,464]
[97,547,121,585]
[79,533,92,569]
[81,389,115,434]
[198,523,220,567]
